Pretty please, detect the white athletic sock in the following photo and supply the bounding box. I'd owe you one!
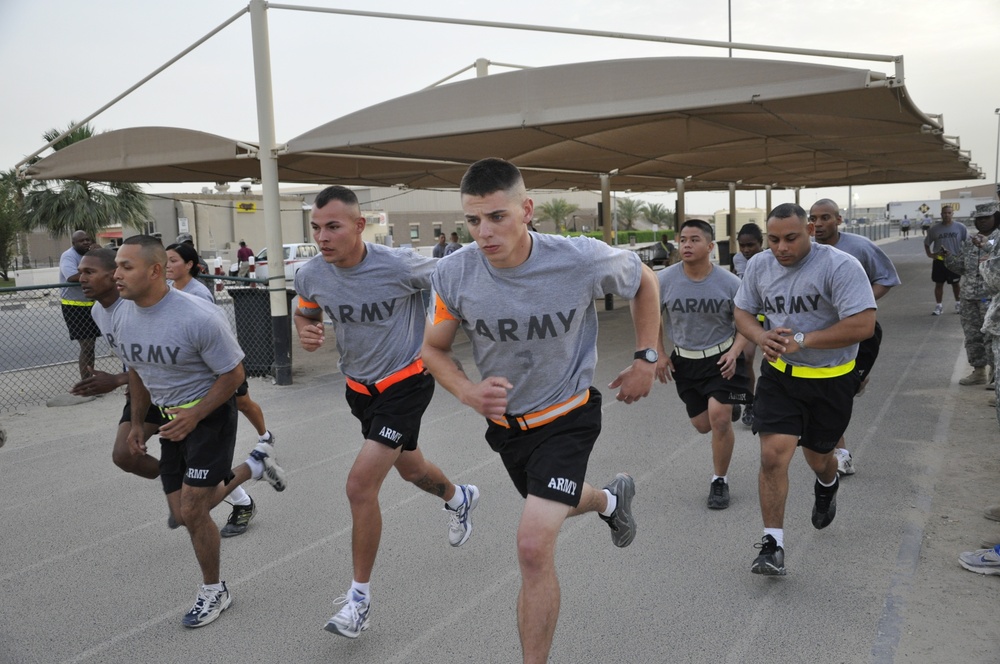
[227,485,251,506]
[764,528,784,548]
[245,455,264,480]
[445,485,465,510]
[350,581,370,600]
[818,475,838,488]
[600,489,617,517]
[203,582,224,592]
[259,431,272,442]
[712,474,728,484]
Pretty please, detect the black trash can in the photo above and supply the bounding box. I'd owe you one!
[229,288,296,378]
[717,241,732,269]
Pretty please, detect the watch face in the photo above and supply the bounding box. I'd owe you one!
[636,349,658,362]
[794,333,804,345]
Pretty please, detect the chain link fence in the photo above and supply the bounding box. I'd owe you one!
[0,275,288,412]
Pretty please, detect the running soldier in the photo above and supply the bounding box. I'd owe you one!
[423,158,658,663]
[924,205,967,315]
[656,219,750,510]
[944,203,999,387]
[810,199,900,476]
[72,248,271,538]
[293,185,479,640]
[112,235,287,628]
[734,203,876,576]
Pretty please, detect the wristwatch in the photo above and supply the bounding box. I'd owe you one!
[793,332,806,348]
[634,348,659,363]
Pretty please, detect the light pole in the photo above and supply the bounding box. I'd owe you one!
[994,108,1000,189]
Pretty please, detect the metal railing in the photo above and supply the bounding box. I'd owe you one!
[0,275,280,412]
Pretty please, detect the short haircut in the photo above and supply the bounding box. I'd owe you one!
[83,247,117,271]
[736,223,763,243]
[941,204,953,213]
[460,158,526,199]
[812,198,840,212]
[122,234,167,267]
[314,185,359,211]
[165,242,202,278]
[768,203,807,223]
[680,219,714,240]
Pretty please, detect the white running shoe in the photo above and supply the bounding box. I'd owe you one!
[446,484,479,547]
[836,449,855,476]
[249,441,287,492]
[325,591,370,638]
[932,303,943,316]
[182,582,232,628]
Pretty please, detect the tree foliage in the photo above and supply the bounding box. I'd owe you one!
[22,122,150,240]
[615,197,643,231]
[0,170,27,280]
[535,198,580,231]
[641,201,674,229]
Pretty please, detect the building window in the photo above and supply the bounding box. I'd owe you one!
[433,224,443,238]
[409,225,420,241]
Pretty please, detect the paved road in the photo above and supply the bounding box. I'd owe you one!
[1,236,998,663]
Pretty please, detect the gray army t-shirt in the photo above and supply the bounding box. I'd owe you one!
[734,243,876,368]
[924,221,968,256]
[59,247,87,302]
[430,232,642,415]
[111,289,244,407]
[294,243,435,383]
[658,263,741,351]
[828,233,901,288]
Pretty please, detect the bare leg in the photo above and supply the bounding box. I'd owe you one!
[758,433,799,528]
[802,447,838,484]
[235,393,267,436]
[344,440,402,583]
[706,398,735,476]
[516,495,571,664]
[934,283,944,304]
[180,485,223,584]
[394,447,456,501]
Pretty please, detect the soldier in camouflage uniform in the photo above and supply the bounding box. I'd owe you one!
[973,201,1000,424]
[945,204,999,385]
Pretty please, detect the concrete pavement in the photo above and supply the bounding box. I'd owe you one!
[1,235,998,663]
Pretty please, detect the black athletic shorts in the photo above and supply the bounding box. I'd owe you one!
[671,351,751,418]
[61,303,101,341]
[119,398,170,427]
[345,371,434,451]
[158,396,237,494]
[855,320,883,383]
[485,387,602,508]
[931,260,961,285]
[753,361,861,453]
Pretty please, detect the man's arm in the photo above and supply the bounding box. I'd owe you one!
[422,316,511,420]
[127,368,153,455]
[294,307,325,352]
[72,367,128,397]
[786,309,876,354]
[872,283,892,300]
[608,264,659,403]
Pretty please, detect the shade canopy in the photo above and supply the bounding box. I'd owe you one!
[26,57,981,192]
[288,56,981,191]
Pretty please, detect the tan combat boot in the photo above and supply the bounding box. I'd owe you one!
[960,366,987,385]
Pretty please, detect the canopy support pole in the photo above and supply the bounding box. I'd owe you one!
[250,0,292,385]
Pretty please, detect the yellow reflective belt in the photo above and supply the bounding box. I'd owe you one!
[768,357,856,379]
[60,299,95,307]
[158,399,203,420]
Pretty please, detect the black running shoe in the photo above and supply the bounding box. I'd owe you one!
[707,478,730,510]
[751,535,786,576]
[731,404,741,422]
[741,403,754,427]
[811,477,839,529]
[220,498,256,538]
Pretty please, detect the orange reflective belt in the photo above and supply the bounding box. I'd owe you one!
[490,389,591,431]
[346,358,425,396]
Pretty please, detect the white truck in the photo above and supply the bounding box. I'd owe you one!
[887,197,994,224]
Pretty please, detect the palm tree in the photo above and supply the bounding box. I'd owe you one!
[0,170,27,279]
[641,201,674,230]
[22,122,150,240]
[615,197,643,231]
[535,198,579,233]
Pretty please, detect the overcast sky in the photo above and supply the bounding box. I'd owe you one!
[2,0,998,214]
